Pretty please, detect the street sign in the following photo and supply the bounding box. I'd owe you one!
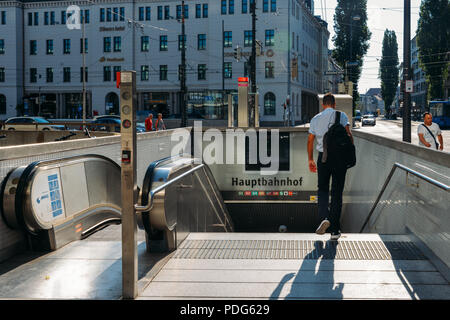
[346,62,359,67]
[405,80,414,93]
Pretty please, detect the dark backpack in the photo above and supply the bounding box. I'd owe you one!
[322,111,356,169]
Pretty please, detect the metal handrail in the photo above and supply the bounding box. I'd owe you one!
[359,162,449,233]
[134,163,205,213]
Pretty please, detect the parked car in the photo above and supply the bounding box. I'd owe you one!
[90,118,121,132]
[361,114,376,126]
[92,115,120,121]
[4,116,66,131]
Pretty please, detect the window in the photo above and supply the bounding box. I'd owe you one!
[198,64,206,80]
[146,7,151,20]
[264,92,276,115]
[196,4,201,18]
[103,37,111,52]
[198,34,206,50]
[0,94,5,114]
[113,7,118,21]
[1,11,5,25]
[46,40,53,54]
[184,5,189,18]
[103,66,111,81]
[44,12,49,25]
[138,7,144,21]
[80,38,88,53]
[100,8,105,22]
[244,30,253,47]
[80,67,88,82]
[221,0,227,14]
[271,0,277,12]
[265,61,274,78]
[157,6,162,20]
[224,62,232,78]
[0,68,5,83]
[242,0,248,13]
[0,39,4,54]
[113,36,121,52]
[176,5,182,19]
[120,8,125,21]
[263,0,269,12]
[178,35,186,51]
[63,67,71,82]
[30,68,37,83]
[224,31,232,47]
[30,40,37,55]
[141,65,149,81]
[28,12,32,26]
[159,65,168,80]
[34,12,38,25]
[50,11,55,25]
[141,36,149,52]
[113,66,121,81]
[46,68,53,83]
[203,4,208,17]
[164,6,170,20]
[160,35,168,51]
[63,39,71,54]
[84,10,89,23]
[265,29,274,46]
[106,8,112,21]
[229,0,235,14]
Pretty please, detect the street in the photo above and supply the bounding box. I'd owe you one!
[356,118,449,153]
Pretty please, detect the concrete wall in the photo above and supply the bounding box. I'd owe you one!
[0,130,116,146]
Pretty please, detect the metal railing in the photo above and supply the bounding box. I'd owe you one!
[359,162,450,233]
[135,163,205,213]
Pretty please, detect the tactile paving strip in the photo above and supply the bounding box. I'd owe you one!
[174,240,426,260]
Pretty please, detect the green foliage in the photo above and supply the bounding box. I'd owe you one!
[379,30,399,115]
[417,0,450,101]
[332,0,372,104]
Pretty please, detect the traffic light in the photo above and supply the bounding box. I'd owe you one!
[233,46,242,61]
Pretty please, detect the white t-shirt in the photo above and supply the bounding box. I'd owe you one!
[417,123,441,149]
[308,108,350,152]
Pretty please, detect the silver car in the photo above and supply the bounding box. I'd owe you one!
[361,114,376,126]
[4,116,66,131]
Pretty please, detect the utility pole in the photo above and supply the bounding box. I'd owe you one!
[250,0,256,127]
[82,10,86,130]
[402,0,411,142]
[222,20,225,119]
[287,0,292,126]
[180,0,187,128]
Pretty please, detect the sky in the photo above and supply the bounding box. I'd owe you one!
[314,0,422,94]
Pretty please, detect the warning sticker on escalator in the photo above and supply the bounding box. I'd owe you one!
[31,168,66,224]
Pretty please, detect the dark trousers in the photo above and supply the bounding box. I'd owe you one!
[317,152,347,233]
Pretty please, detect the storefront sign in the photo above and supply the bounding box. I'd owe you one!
[99,26,125,32]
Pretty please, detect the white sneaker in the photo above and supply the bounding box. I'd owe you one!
[330,231,341,240]
[315,219,330,235]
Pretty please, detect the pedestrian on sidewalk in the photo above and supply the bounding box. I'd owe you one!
[145,113,154,132]
[155,113,166,131]
[418,112,443,151]
[307,93,354,240]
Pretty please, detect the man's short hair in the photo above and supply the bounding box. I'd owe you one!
[323,93,335,106]
[423,112,431,118]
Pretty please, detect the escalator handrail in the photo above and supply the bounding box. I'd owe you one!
[135,163,205,213]
[359,162,449,233]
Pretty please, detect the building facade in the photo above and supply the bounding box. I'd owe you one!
[0,0,329,125]
[410,35,428,116]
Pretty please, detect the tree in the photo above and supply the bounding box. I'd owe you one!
[417,0,450,101]
[379,30,399,116]
[332,0,372,114]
